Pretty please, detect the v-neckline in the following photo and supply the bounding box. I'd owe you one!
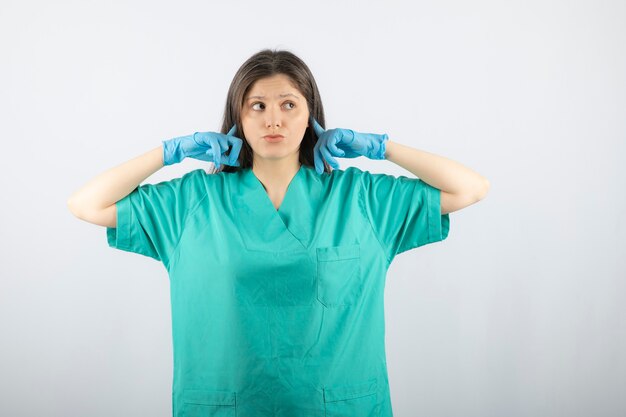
[248,164,305,213]
[231,164,321,252]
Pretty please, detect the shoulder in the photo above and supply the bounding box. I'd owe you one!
[306,166,364,192]
[181,167,238,188]
[158,168,212,195]
[336,166,408,187]
[144,168,208,188]
[138,168,216,199]
[316,166,414,190]
[326,166,367,182]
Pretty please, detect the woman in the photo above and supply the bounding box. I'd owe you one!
[68,48,489,417]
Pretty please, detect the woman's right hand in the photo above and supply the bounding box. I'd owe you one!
[162,124,243,168]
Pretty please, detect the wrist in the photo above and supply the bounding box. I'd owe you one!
[163,134,193,166]
[374,134,389,160]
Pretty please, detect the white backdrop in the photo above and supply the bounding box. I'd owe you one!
[1,0,624,416]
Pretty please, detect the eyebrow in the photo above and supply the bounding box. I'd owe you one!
[247,93,300,101]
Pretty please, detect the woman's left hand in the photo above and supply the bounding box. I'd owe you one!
[310,116,389,174]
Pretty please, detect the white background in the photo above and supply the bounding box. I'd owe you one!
[1,0,624,416]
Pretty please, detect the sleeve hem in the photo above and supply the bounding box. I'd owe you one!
[106,195,133,251]
[427,186,450,243]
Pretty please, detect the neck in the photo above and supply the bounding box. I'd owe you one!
[252,156,302,192]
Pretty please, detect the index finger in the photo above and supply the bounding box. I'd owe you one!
[226,124,237,136]
[228,137,243,165]
[310,116,325,138]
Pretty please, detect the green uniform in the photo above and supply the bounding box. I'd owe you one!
[107,164,450,416]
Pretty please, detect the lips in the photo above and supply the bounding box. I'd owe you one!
[263,134,285,143]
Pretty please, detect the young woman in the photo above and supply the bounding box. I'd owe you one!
[68,48,489,417]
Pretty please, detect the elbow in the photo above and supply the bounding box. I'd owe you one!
[67,198,76,214]
[67,199,80,219]
[67,198,86,220]
[468,178,490,202]
[477,178,490,200]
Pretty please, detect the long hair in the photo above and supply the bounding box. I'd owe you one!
[215,48,331,174]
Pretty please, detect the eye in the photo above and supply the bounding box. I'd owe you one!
[251,101,296,111]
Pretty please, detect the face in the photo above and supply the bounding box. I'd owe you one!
[240,73,310,164]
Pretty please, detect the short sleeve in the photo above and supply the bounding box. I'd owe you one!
[106,169,208,269]
[359,170,450,263]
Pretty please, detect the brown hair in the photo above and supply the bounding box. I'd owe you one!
[215,48,331,174]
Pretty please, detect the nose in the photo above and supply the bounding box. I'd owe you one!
[265,108,281,129]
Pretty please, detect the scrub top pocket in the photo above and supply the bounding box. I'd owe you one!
[180,389,236,417]
[316,244,361,308]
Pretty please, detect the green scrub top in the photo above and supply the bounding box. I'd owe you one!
[107,164,450,417]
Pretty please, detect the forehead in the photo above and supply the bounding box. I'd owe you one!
[246,74,301,98]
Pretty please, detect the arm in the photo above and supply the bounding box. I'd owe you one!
[67,145,164,227]
[384,140,490,214]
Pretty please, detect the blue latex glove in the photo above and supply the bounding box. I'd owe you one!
[162,124,243,169]
[310,116,389,174]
